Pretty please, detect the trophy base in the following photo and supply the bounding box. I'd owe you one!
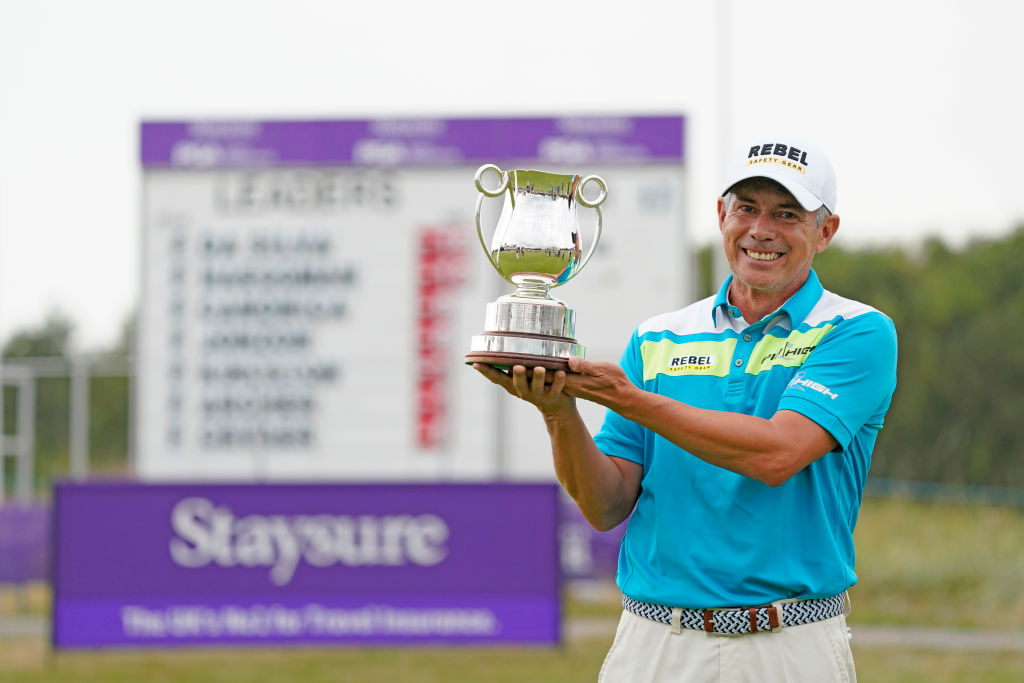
[465,351,570,373]
[466,330,584,372]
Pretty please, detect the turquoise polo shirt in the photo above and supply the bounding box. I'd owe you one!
[593,269,898,608]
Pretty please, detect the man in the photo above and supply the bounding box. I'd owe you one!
[475,134,897,681]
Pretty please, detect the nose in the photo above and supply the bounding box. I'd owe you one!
[749,212,777,240]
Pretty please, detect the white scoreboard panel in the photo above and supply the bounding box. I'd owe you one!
[137,116,690,481]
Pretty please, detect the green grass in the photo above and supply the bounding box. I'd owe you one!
[0,640,608,683]
[2,637,1023,682]
[849,648,1024,683]
[849,496,1024,629]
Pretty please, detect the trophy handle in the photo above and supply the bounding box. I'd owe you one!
[474,163,508,197]
[474,164,509,276]
[574,175,607,276]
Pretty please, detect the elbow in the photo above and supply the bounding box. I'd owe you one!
[759,471,792,488]
[754,443,834,486]
[752,457,800,488]
[581,507,629,532]
[589,517,622,533]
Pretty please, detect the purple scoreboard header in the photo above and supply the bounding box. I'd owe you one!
[52,482,560,648]
[140,115,685,168]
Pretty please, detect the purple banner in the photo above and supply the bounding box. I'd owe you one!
[52,482,560,648]
[0,504,50,582]
[558,498,626,580]
[140,116,685,168]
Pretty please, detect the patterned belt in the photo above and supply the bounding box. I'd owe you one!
[622,592,848,635]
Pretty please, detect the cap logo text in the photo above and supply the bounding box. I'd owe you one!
[746,143,808,174]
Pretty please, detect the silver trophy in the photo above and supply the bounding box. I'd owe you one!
[466,164,607,371]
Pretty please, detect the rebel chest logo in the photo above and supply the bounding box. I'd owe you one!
[746,143,809,174]
[666,354,716,372]
[640,339,734,380]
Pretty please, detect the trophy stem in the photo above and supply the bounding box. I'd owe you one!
[509,278,556,302]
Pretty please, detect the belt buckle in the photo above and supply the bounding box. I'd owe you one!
[701,604,783,635]
[702,609,715,633]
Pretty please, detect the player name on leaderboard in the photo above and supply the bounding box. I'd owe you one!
[191,230,354,449]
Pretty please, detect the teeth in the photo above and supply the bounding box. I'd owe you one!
[746,249,780,261]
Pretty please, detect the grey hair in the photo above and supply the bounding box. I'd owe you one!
[722,191,832,229]
[814,205,832,228]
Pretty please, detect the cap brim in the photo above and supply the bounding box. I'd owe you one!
[723,167,825,212]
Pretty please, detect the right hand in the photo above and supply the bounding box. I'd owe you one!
[472,363,576,417]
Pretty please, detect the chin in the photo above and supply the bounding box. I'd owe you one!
[734,270,785,292]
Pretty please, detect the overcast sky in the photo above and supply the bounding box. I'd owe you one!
[1,0,1021,350]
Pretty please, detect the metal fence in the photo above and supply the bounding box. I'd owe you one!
[1,355,132,503]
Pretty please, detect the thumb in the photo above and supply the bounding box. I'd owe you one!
[567,356,585,373]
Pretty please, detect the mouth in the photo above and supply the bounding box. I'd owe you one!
[743,248,783,262]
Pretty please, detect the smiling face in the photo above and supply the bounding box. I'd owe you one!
[718,178,839,320]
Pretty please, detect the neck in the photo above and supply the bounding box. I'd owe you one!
[730,291,782,323]
[727,275,808,324]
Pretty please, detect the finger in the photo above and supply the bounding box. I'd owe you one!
[510,365,531,397]
[473,363,514,390]
[549,369,567,395]
[529,366,548,394]
[472,362,506,379]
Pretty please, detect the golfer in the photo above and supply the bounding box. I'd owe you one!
[475,133,897,681]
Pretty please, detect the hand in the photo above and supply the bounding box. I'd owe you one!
[472,363,576,417]
[562,357,635,410]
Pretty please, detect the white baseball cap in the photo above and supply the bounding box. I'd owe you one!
[721,134,837,213]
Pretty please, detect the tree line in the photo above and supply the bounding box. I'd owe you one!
[699,226,1024,488]
[5,227,1024,491]
[812,228,1024,488]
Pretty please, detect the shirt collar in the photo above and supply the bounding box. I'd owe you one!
[711,269,824,328]
[779,268,824,327]
[712,275,740,326]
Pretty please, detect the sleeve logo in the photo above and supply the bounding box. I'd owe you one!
[787,371,839,400]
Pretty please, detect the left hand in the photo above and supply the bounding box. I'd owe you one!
[562,356,636,410]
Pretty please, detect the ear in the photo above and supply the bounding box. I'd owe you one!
[717,197,727,234]
[815,213,840,253]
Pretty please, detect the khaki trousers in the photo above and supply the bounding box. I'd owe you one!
[598,609,856,683]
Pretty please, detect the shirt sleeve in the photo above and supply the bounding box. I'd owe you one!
[777,311,898,451]
[593,330,647,464]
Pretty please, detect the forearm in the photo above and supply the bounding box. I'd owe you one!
[614,389,827,486]
[562,361,794,484]
[626,392,784,482]
[471,362,639,529]
[544,406,637,531]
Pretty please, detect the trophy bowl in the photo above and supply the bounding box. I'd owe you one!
[466,164,607,372]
